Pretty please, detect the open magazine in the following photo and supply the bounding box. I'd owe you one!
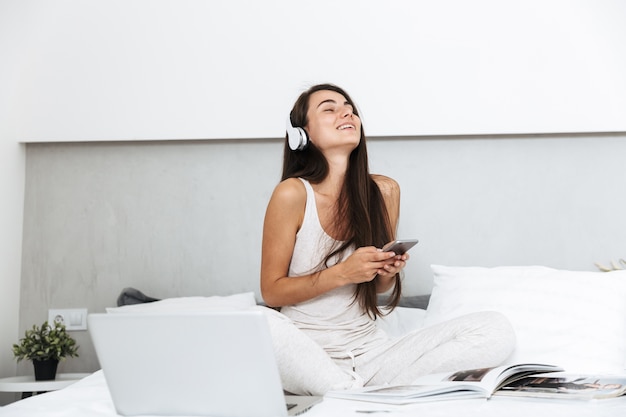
[495,373,626,400]
[325,364,564,404]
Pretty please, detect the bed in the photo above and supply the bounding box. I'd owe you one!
[2,264,626,416]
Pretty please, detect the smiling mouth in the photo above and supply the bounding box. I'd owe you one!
[337,124,355,130]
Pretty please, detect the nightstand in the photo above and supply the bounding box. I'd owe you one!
[0,373,90,399]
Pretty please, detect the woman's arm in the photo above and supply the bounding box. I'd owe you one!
[260,178,398,307]
[260,178,342,307]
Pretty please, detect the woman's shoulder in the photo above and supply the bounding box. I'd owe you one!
[270,177,307,206]
[371,174,400,197]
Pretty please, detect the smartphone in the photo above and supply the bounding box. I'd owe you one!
[381,239,419,255]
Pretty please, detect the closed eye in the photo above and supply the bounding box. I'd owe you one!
[316,99,354,114]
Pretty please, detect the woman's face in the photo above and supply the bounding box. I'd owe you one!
[305,90,361,153]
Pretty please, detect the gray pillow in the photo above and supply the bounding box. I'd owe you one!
[377,294,430,310]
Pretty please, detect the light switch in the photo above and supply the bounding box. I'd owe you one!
[48,308,88,331]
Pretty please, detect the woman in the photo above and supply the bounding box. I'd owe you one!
[260,84,515,395]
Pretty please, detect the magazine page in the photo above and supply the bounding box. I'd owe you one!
[325,364,564,404]
[410,363,563,395]
[324,383,487,405]
[495,373,626,400]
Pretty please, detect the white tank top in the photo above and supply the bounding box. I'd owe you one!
[280,178,388,359]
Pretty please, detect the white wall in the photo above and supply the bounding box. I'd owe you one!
[0,0,26,405]
[0,141,24,405]
[5,0,626,142]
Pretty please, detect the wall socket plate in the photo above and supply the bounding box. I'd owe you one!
[48,308,88,331]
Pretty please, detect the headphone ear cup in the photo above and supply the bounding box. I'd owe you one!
[286,116,308,151]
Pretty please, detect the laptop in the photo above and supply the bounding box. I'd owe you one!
[88,310,321,416]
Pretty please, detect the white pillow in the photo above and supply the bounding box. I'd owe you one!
[425,265,626,374]
[376,306,426,339]
[106,292,257,313]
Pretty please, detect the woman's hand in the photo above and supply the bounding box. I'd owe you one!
[377,252,409,278]
[338,246,406,284]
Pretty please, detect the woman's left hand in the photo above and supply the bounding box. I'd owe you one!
[376,253,409,278]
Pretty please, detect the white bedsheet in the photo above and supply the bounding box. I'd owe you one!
[2,370,626,417]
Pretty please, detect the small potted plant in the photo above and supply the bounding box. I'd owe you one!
[12,320,79,380]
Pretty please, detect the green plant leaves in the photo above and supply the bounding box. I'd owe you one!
[12,321,79,362]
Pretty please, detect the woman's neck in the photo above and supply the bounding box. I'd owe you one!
[318,156,348,197]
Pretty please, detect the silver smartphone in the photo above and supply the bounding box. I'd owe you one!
[381,239,419,255]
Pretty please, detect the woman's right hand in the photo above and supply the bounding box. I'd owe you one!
[336,246,399,284]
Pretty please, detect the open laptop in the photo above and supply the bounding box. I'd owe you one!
[88,310,321,416]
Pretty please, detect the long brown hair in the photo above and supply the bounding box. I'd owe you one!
[282,84,401,318]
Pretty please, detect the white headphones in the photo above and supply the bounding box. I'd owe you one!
[286,115,309,151]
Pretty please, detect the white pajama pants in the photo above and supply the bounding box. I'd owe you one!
[259,306,516,396]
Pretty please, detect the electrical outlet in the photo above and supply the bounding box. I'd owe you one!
[48,308,88,331]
